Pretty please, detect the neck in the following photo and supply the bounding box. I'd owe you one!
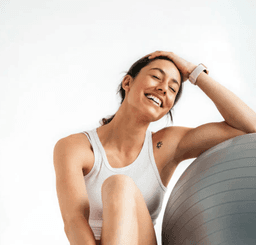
[98,104,151,155]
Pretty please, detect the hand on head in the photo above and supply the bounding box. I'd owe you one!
[146,51,197,81]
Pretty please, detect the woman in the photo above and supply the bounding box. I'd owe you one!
[53,51,256,245]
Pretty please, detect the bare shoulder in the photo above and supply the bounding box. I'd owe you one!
[157,121,245,164]
[153,125,190,147]
[54,133,94,176]
[151,126,190,186]
[151,123,245,187]
[53,133,95,225]
[152,126,189,163]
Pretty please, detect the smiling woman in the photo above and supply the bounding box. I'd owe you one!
[53,51,256,245]
[101,55,184,125]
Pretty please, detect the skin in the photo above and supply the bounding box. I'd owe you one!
[95,58,182,162]
[53,51,256,245]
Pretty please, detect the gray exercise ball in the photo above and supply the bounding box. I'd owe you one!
[162,133,256,245]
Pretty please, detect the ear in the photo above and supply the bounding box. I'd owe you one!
[122,75,133,93]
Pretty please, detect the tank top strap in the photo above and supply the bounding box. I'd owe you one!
[83,130,93,145]
[82,129,99,151]
[82,129,102,179]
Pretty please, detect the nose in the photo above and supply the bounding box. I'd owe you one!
[157,88,166,95]
[156,81,168,95]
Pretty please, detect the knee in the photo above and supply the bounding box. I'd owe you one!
[101,174,137,198]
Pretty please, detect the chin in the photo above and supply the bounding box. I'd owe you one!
[147,112,166,123]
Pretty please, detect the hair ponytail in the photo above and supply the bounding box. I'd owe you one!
[100,114,116,126]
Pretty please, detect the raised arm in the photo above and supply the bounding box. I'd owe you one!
[148,51,256,162]
[53,134,96,245]
[195,68,256,134]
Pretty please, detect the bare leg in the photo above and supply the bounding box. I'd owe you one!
[101,174,157,245]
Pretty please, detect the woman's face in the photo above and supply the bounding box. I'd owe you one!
[123,59,181,122]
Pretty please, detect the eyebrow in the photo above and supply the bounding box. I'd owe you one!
[149,68,180,87]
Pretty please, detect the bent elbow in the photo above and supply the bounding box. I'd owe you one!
[246,124,256,134]
[251,127,256,134]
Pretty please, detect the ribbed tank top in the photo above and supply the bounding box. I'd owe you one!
[82,127,167,240]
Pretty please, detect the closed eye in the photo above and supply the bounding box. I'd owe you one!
[152,75,176,92]
[169,87,176,92]
[152,75,160,80]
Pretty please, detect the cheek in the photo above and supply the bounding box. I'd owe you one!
[166,94,176,108]
[128,84,144,103]
[133,81,147,97]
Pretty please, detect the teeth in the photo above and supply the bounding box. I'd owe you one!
[146,94,162,106]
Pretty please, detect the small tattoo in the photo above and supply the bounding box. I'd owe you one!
[156,141,163,149]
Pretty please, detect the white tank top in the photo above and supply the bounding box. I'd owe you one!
[82,127,167,240]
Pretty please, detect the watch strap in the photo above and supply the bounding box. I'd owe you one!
[189,63,209,85]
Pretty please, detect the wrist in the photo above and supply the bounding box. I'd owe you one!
[188,65,197,75]
[189,64,209,85]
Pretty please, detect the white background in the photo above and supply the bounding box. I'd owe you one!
[0,0,256,244]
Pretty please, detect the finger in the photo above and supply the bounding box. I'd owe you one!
[148,51,173,59]
[141,53,153,59]
[148,51,164,59]
[142,51,161,59]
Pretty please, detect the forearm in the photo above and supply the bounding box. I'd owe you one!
[146,50,256,133]
[65,216,97,245]
[196,71,256,133]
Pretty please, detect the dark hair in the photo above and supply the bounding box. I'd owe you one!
[100,55,184,125]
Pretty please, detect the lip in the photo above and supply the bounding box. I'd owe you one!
[144,93,163,107]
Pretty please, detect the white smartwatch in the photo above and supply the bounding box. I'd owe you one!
[189,63,209,85]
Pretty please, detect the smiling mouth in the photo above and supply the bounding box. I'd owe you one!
[144,94,163,107]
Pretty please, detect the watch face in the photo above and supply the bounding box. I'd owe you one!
[200,63,209,74]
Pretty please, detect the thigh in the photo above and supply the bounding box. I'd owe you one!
[101,174,157,245]
[134,180,158,245]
